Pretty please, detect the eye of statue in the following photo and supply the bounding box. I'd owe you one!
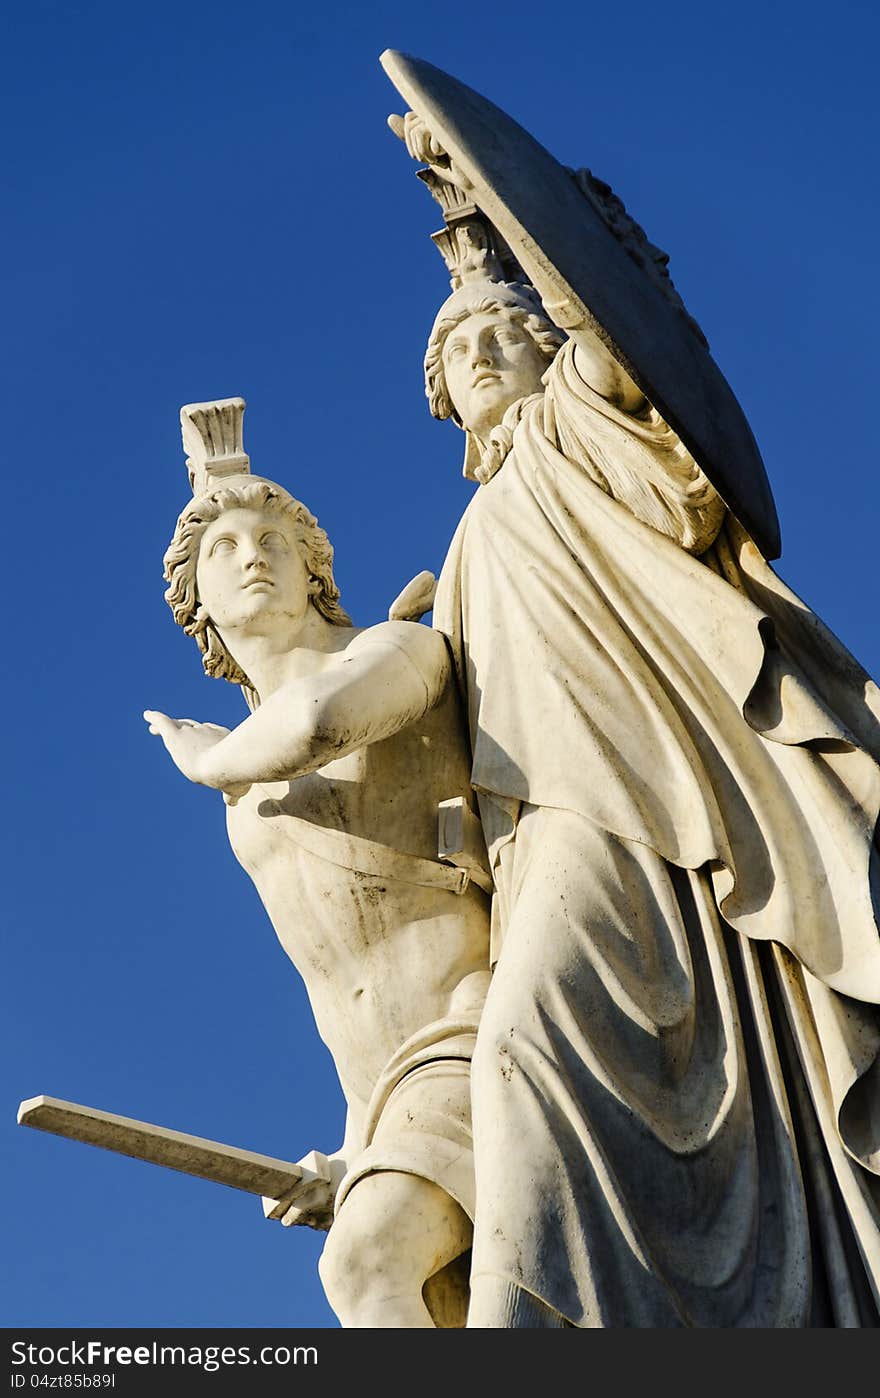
[209,536,236,557]
[445,339,467,361]
[260,530,288,551]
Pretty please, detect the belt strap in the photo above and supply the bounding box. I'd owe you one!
[256,790,470,895]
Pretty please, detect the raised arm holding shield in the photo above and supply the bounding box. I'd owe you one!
[383,51,880,1328]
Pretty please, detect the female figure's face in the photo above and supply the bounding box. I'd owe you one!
[442,310,547,440]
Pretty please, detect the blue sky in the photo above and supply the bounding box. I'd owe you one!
[3,0,878,1328]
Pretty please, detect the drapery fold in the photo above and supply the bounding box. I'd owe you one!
[434,340,880,1324]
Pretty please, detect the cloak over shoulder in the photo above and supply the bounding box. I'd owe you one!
[433,343,880,1322]
[434,342,880,1003]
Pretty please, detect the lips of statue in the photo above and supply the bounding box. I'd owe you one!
[442,310,547,441]
[196,506,313,639]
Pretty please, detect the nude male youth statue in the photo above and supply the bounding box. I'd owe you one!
[145,398,491,1328]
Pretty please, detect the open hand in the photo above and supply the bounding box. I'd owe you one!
[143,711,249,802]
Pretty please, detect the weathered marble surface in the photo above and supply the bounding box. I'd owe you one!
[145,398,491,1327]
[19,53,880,1332]
[381,48,780,557]
[381,61,880,1327]
[17,1095,313,1198]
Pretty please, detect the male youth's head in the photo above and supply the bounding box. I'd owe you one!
[163,479,350,691]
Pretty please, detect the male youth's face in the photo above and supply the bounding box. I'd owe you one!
[442,310,547,441]
[196,504,312,640]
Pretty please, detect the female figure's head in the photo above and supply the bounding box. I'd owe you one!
[425,280,564,444]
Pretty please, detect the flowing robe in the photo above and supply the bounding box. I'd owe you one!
[433,340,880,1326]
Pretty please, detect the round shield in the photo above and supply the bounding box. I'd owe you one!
[381,50,781,559]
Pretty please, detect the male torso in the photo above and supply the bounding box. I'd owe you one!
[225,642,490,1121]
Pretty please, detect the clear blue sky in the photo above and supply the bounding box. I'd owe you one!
[3,0,878,1328]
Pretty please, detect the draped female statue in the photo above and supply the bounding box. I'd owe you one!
[385,58,880,1327]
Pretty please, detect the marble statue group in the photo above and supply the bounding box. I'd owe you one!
[143,54,880,1327]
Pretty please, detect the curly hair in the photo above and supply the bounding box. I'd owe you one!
[425,280,565,424]
[163,479,351,693]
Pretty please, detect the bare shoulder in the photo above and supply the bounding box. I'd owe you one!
[343,621,451,708]
[346,620,449,669]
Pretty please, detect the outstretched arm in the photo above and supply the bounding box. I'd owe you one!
[145,621,451,793]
